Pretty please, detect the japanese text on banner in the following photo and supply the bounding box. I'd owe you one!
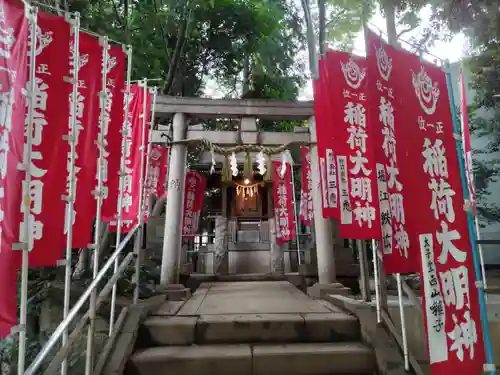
[100,45,125,220]
[70,33,101,247]
[400,51,485,374]
[272,161,295,245]
[299,146,313,226]
[365,30,416,273]
[182,171,205,238]
[20,13,70,267]
[143,145,168,222]
[0,0,29,337]
[323,50,380,239]
[313,58,339,219]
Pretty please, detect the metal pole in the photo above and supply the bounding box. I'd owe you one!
[61,12,80,375]
[85,35,109,375]
[133,79,150,304]
[289,159,302,265]
[18,5,38,374]
[395,274,409,370]
[357,240,371,302]
[474,218,488,293]
[371,240,382,324]
[109,44,132,336]
[445,60,495,374]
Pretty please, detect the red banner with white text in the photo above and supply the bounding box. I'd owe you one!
[120,83,150,229]
[0,0,29,337]
[365,30,418,273]
[182,171,205,238]
[322,50,380,239]
[21,12,71,267]
[143,145,169,222]
[397,50,485,375]
[101,45,125,220]
[313,58,339,219]
[273,161,295,245]
[70,33,101,247]
[299,146,313,226]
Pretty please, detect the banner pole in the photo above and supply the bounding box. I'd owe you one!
[17,5,38,374]
[371,240,382,324]
[289,158,302,265]
[109,44,132,335]
[445,60,495,374]
[61,12,81,375]
[85,35,109,375]
[396,273,409,370]
[459,67,488,293]
[141,86,158,224]
[133,78,150,304]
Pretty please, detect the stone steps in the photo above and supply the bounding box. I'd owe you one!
[128,342,376,375]
[142,312,361,346]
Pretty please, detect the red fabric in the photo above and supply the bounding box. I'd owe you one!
[71,32,101,248]
[272,161,295,245]
[299,146,313,226]
[120,83,150,230]
[101,45,125,220]
[460,70,476,210]
[322,50,380,239]
[182,171,205,238]
[23,12,70,267]
[313,58,339,219]
[396,50,485,374]
[0,0,29,337]
[143,145,169,222]
[365,30,417,273]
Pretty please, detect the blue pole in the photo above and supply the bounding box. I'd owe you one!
[444,60,495,374]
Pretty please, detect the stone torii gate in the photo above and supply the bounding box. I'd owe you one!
[151,96,346,294]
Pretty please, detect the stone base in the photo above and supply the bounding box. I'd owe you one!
[298,264,317,277]
[307,283,350,299]
[155,284,191,301]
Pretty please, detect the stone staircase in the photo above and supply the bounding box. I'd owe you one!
[124,281,377,375]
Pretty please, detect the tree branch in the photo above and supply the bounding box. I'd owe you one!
[163,3,193,95]
[396,25,418,40]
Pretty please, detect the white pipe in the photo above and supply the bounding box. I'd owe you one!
[474,217,488,296]
[396,273,409,371]
[133,79,151,304]
[109,44,132,336]
[85,35,109,375]
[371,239,381,324]
[18,6,38,374]
[24,225,138,375]
[61,12,80,375]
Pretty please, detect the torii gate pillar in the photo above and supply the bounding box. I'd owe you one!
[160,112,187,285]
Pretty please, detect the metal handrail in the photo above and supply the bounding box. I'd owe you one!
[24,224,139,375]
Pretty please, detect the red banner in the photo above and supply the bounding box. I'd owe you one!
[322,50,380,239]
[0,0,29,337]
[299,146,313,226]
[120,83,150,229]
[70,33,101,247]
[101,45,125,220]
[273,161,295,245]
[313,58,339,219]
[143,145,168,221]
[182,171,205,238]
[395,50,486,374]
[20,12,71,267]
[365,30,417,273]
[460,70,476,210]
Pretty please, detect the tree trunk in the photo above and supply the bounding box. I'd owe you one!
[242,52,250,97]
[382,0,398,46]
[318,0,326,56]
[163,5,192,95]
[300,0,319,78]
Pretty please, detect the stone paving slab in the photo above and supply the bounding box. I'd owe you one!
[177,281,334,316]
